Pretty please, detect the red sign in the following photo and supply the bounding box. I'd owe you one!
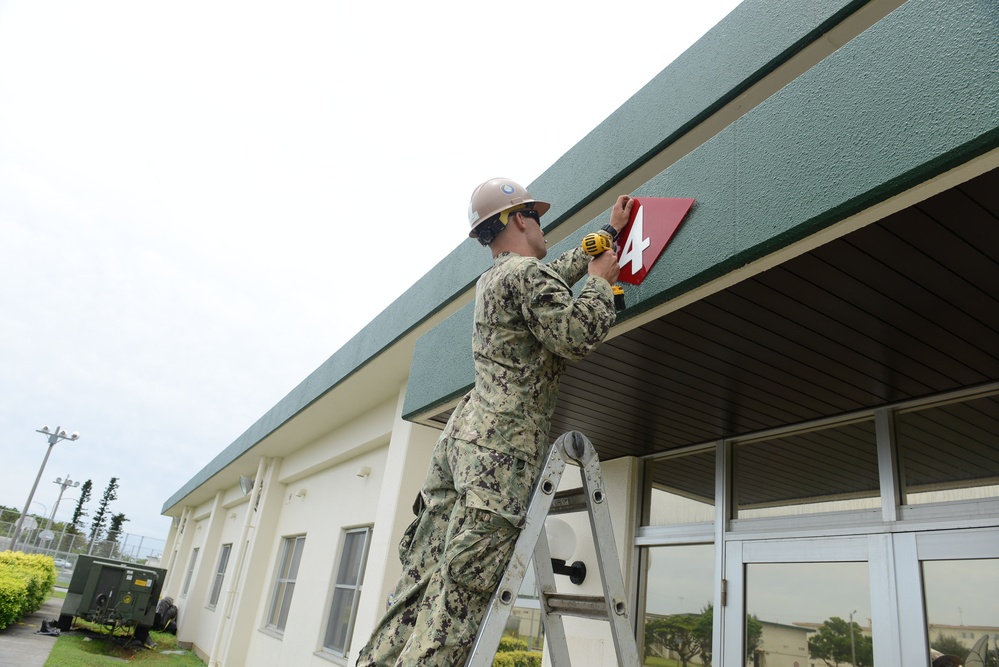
[616,197,695,285]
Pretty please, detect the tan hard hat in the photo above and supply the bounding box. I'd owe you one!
[467,177,551,238]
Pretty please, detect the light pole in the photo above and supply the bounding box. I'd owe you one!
[45,475,81,532]
[9,426,80,550]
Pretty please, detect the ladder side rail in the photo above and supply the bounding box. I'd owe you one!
[532,525,572,666]
[577,449,643,667]
[464,443,569,667]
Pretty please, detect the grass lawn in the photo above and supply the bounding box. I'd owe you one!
[44,619,204,667]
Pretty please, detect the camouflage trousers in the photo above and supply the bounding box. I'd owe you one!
[355,433,542,667]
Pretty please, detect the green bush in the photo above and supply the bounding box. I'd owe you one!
[497,636,529,653]
[0,570,30,630]
[493,650,543,667]
[0,551,57,629]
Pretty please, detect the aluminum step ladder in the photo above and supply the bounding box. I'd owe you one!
[465,431,641,666]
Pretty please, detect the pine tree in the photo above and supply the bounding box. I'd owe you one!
[107,512,129,540]
[107,512,130,559]
[71,479,93,529]
[88,477,119,544]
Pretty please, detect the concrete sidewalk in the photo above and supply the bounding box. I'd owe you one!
[0,596,62,667]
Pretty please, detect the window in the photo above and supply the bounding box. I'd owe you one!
[746,561,873,667]
[647,448,716,525]
[208,543,232,608]
[733,418,881,519]
[897,392,999,505]
[642,544,715,664]
[266,535,306,632]
[922,558,999,661]
[182,547,199,597]
[323,527,371,657]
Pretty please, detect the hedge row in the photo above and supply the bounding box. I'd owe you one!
[494,636,542,667]
[493,651,543,667]
[0,552,57,630]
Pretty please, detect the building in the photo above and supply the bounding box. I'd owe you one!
[159,0,999,665]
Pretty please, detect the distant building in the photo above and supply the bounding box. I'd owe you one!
[756,621,812,667]
[927,625,999,656]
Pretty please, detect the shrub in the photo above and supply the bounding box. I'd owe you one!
[0,570,30,630]
[0,552,57,629]
[493,650,543,667]
[498,636,529,653]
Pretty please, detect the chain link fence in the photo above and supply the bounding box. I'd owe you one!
[0,519,165,580]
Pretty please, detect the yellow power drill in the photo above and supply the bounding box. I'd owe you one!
[582,225,626,311]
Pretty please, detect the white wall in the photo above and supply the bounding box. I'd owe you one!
[163,382,449,666]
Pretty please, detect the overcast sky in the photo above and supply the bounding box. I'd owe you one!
[0,1,743,546]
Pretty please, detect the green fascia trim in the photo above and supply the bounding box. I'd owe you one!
[531,0,869,227]
[165,0,855,512]
[403,0,999,421]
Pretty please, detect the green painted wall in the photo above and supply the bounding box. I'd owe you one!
[403,0,999,420]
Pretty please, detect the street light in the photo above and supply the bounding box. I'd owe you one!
[8,426,80,551]
[45,475,81,532]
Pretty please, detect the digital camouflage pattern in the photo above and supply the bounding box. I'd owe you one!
[356,245,615,667]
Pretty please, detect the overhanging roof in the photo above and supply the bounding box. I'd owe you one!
[552,168,999,458]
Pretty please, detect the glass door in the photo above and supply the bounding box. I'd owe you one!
[723,535,878,667]
[894,528,999,667]
[722,529,999,667]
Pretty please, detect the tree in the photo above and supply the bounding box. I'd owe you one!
[746,613,763,661]
[645,614,707,667]
[106,512,129,558]
[0,504,20,524]
[70,479,93,529]
[107,512,128,537]
[808,616,873,667]
[932,634,969,664]
[694,604,762,666]
[88,477,119,544]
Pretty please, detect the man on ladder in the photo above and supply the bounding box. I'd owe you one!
[355,179,633,667]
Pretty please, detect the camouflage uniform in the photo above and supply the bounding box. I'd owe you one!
[356,245,615,667]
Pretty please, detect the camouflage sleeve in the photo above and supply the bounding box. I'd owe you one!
[545,245,590,286]
[521,260,616,361]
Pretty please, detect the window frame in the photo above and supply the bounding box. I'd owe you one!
[207,543,232,609]
[265,534,306,633]
[181,546,199,598]
[637,382,999,666]
[322,526,372,659]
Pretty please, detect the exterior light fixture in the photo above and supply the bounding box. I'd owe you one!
[545,517,587,585]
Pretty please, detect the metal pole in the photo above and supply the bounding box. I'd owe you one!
[45,475,78,533]
[9,427,79,550]
[10,440,57,550]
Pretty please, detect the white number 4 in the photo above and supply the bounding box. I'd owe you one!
[619,206,651,273]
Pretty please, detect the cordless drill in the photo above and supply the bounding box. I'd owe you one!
[582,225,626,311]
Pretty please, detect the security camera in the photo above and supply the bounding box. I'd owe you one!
[40,425,50,433]
[58,429,67,437]
[70,432,80,440]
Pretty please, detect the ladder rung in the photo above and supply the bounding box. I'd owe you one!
[543,594,610,620]
[549,489,587,515]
